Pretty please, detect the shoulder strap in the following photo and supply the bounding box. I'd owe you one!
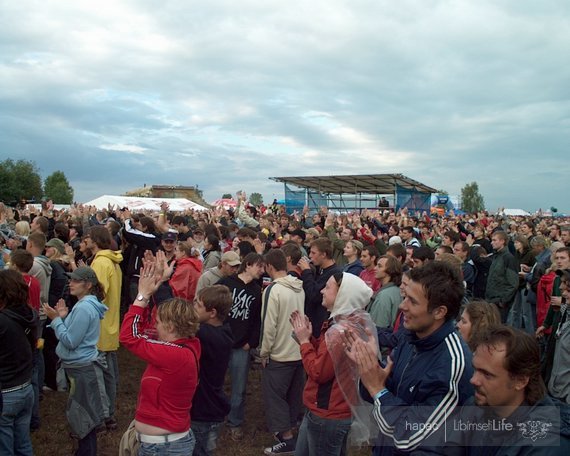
[180,344,200,382]
[259,282,277,347]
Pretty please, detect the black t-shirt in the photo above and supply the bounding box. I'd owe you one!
[217,274,262,349]
[191,323,233,422]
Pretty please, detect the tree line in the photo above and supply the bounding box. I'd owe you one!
[0,159,74,205]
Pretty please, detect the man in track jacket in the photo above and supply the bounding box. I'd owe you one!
[352,261,474,455]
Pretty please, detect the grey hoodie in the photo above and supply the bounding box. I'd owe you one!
[30,255,52,305]
[260,274,305,362]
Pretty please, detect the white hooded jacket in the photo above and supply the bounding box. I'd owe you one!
[260,274,305,362]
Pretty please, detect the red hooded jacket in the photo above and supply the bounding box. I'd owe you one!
[169,257,202,302]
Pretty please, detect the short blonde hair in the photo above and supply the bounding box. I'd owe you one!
[436,253,463,276]
[157,298,199,338]
[177,242,201,258]
[15,221,31,237]
[463,300,501,351]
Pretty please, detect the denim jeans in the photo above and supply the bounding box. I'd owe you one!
[227,347,251,428]
[138,429,195,456]
[191,421,222,456]
[30,350,41,429]
[76,428,97,456]
[0,384,34,456]
[97,351,119,418]
[295,411,351,456]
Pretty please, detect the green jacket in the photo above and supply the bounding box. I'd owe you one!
[485,247,519,307]
[322,226,347,267]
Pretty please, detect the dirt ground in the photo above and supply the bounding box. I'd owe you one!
[31,346,369,455]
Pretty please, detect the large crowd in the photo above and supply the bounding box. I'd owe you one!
[1,194,570,456]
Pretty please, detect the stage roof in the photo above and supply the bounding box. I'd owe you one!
[270,174,437,195]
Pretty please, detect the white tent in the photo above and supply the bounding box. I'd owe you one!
[499,208,531,217]
[83,195,207,211]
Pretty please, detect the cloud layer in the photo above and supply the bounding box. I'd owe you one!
[1,0,568,211]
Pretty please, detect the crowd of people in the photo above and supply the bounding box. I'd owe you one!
[1,194,570,456]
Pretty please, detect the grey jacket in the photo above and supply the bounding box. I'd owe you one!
[549,308,570,403]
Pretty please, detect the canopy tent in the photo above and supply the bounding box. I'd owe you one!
[29,204,71,212]
[83,195,207,211]
[210,198,237,210]
[499,208,531,217]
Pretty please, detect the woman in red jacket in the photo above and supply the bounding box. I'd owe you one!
[120,262,201,455]
[169,242,202,302]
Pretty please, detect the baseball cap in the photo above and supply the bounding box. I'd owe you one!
[46,238,65,254]
[221,251,241,266]
[350,239,364,252]
[290,229,306,241]
[67,266,99,285]
[162,231,178,242]
[305,228,320,238]
[389,235,402,246]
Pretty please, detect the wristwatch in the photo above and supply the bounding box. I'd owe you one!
[136,294,150,303]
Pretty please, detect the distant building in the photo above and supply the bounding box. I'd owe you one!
[124,185,208,207]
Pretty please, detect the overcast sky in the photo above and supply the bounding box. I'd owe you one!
[1,0,569,212]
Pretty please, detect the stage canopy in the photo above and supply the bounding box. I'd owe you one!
[270,173,437,214]
[83,195,207,212]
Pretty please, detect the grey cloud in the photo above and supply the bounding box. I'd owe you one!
[1,0,568,211]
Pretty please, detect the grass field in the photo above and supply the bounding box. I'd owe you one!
[31,346,369,455]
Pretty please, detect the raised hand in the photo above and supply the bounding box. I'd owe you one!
[143,249,156,266]
[55,298,69,319]
[137,262,162,304]
[252,238,264,254]
[290,310,312,344]
[155,250,173,282]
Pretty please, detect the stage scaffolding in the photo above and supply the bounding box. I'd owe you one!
[270,174,437,214]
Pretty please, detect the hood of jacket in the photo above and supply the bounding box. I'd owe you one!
[176,256,203,272]
[82,294,108,319]
[1,304,37,331]
[94,249,123,264]
[272,274,304,293]
[35,255,52,276]
[330,272,373,318]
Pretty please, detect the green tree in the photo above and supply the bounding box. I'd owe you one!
[249,192,263,206]
[0,159,43,203]
[460,181,485,213]
[44,171,74,204]
[222,193,233,199]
